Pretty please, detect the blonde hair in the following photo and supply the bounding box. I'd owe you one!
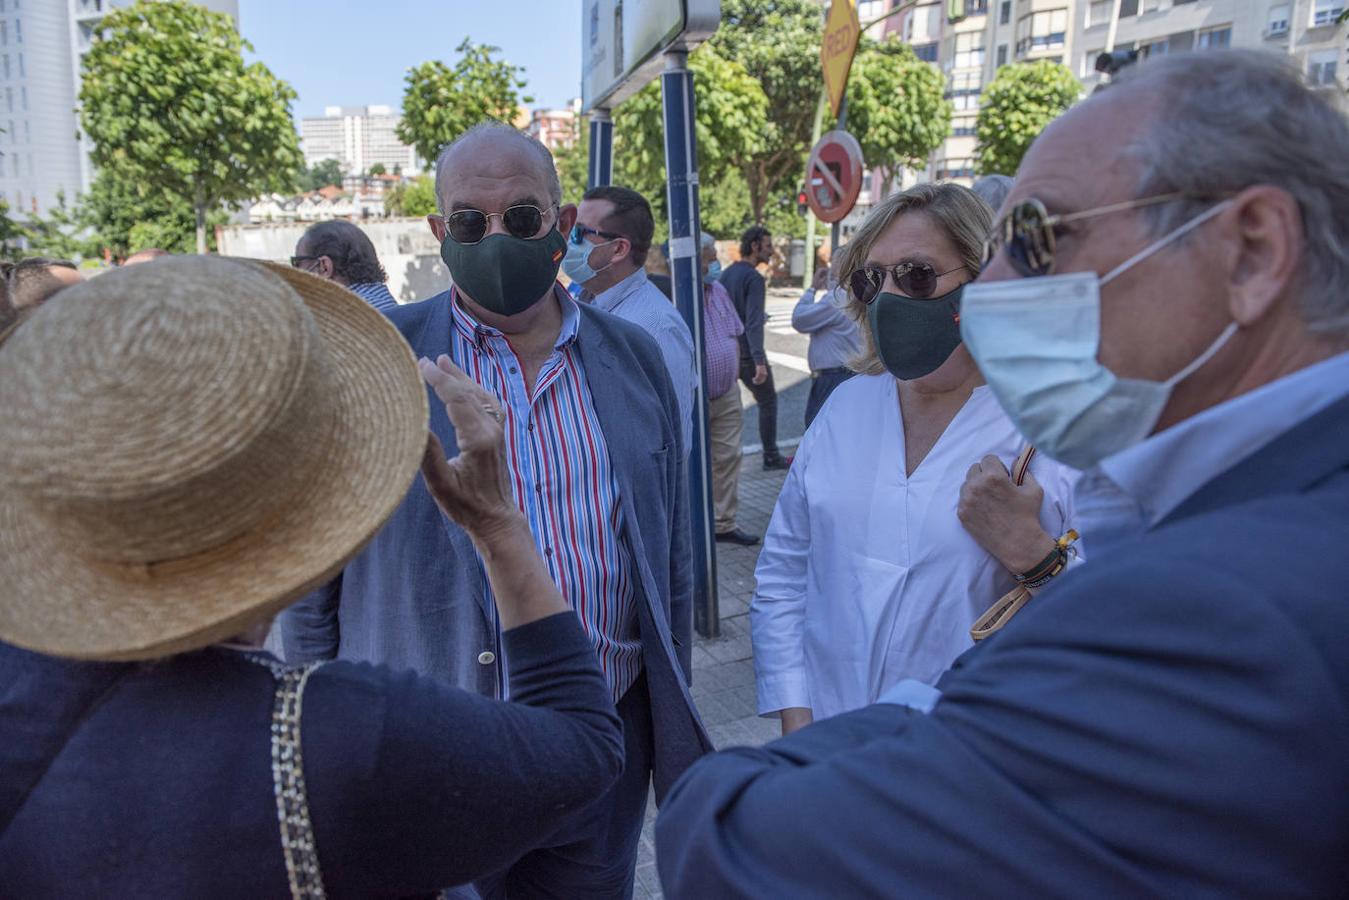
[835,183,992,374]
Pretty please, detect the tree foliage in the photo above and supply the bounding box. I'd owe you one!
[80,170,227,257]
[385,175,438,219]
[610,46,768,238]
[848,39,952,191]
[301,158,345,191]
[397,39,532,166]
[368,163,387,177]
[78,0,302,254]
[974,60,1081,176]
[14,192,96,261]
[709,0,824,224]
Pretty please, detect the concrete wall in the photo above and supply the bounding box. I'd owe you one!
[216,218,449,303]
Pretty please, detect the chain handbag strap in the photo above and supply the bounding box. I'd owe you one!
[265,660,328,900]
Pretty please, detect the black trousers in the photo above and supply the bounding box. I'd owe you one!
[470,672,653,899]
[805,367,855,430]
[738,354,780,457]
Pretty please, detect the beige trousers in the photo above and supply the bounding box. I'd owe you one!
[708,387,744,533]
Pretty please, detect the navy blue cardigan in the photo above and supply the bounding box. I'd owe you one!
[0,612,622,898]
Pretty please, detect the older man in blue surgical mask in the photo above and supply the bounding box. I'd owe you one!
[656,50,1349,898]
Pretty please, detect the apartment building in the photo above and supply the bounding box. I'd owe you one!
[300,105,420,177]
[867,0,1346,187]
[0,0,238,221]
[527,100,583,152]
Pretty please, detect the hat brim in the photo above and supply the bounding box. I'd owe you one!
[0,261,428,661]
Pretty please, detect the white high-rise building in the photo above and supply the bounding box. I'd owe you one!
[0,0,239,222]
[300,106,420,177]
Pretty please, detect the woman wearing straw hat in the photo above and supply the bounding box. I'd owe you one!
[0,257,623,898]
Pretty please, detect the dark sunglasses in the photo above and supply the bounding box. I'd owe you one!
[569,224,623,244]
[848,261,964,304]
[981,192,1191,277]
[440,204,556,245]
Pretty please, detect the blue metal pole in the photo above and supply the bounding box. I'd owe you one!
[588,108,614,190]
[661,49,719,639]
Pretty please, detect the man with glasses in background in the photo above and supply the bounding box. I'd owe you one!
[291,220,399,311]
[564,185,695,453]
[279,123,711,899]
[657,51,1349,897]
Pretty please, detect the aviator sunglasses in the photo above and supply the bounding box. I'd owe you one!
[981,192,1201,277]
[438,204,557,245]
[848,261,964,305]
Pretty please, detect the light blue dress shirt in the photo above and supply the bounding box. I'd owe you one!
[588,269,696,454]
[1074,351,1349,556]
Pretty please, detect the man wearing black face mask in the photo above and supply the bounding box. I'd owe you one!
[277,122,711,899]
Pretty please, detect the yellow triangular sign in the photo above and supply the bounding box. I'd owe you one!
[821,0,861,118]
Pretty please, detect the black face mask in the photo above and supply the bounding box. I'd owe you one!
[866,284,966,381]
[439,228,567,317]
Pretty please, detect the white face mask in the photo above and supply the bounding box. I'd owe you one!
[960,200,1236,470]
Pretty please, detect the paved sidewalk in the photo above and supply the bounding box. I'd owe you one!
[633,456,790,899]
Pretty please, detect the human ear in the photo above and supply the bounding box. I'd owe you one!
[1224,186,1302,327]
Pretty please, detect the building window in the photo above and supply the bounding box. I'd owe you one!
[1140,37,1169,57]
[953,31,986,68]
[13,18,17,43]
[1197,26,1231,49]
[996,43,1009,66]
[1086,0,1112,26]
[5,88,10,113]
[1081,48,1104,77]
[1,21,7,45]
[912,41,940,62]
[17,52,22,77]
[999,0,1010,23]
[966,0,990,15]
[908,3,942,43]
[1168,30,1195,52]
[2,55,7,78]
[1309,50,1339,84]
[1118,0,1139,16]
[1312,0,1344,25]
[1266,4,1290,34]
[939,158,976,179]
[948,71,982,111]
[18,85,24,110]
[1015,9,1068,56]
[952,116,977,136]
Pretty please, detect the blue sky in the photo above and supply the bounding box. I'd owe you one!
[239,0,584,118]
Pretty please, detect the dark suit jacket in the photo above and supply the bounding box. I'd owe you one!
[656,393,1349,897]
[0,614,622,898]
[278,288,712,800]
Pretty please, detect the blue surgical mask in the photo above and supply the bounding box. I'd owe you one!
[562,234,616,286]
[703,260,722,284]
[960,200,1236,470]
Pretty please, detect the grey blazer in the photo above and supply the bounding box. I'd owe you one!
[277,288,712,800]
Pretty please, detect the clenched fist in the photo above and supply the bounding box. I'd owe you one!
[957,454,1056,575]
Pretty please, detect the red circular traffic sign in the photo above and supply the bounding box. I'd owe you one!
[805,130,864,224]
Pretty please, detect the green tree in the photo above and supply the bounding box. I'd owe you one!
[397,39,532,165]
[17,191,96,261]
[554,121,590,206]
[301,158,345,191]
[385,175,438,218]
[709,0,824,223]
[848,39,952,193]
[611,45,768,239]
[368,162,387,177]
[975,59,1081,176]
[81,169,228,257]
[78,0,303,254]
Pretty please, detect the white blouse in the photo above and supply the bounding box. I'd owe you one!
[750,373,1081,721]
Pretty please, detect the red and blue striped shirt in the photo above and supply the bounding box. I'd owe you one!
[449,286,641,701]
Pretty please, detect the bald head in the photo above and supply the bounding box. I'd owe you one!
[10,259,83,310]
[124,248,170,266]
[434,123,562,216]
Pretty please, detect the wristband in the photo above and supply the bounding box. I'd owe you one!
[1015,529,1079,590]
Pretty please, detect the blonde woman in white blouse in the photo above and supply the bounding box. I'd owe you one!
[751,183,1082,734]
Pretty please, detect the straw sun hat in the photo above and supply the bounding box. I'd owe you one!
[0,257,427,661]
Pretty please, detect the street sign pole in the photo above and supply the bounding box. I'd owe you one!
[661,48,719,639]
[830,95,850,255]
[588,108,613,189]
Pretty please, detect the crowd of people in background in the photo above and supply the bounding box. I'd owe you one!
[3,47,1349,899]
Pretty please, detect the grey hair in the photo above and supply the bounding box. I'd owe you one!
[1111,49,1349,337]
[433,122,562,215]
[970,174,1013,213]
